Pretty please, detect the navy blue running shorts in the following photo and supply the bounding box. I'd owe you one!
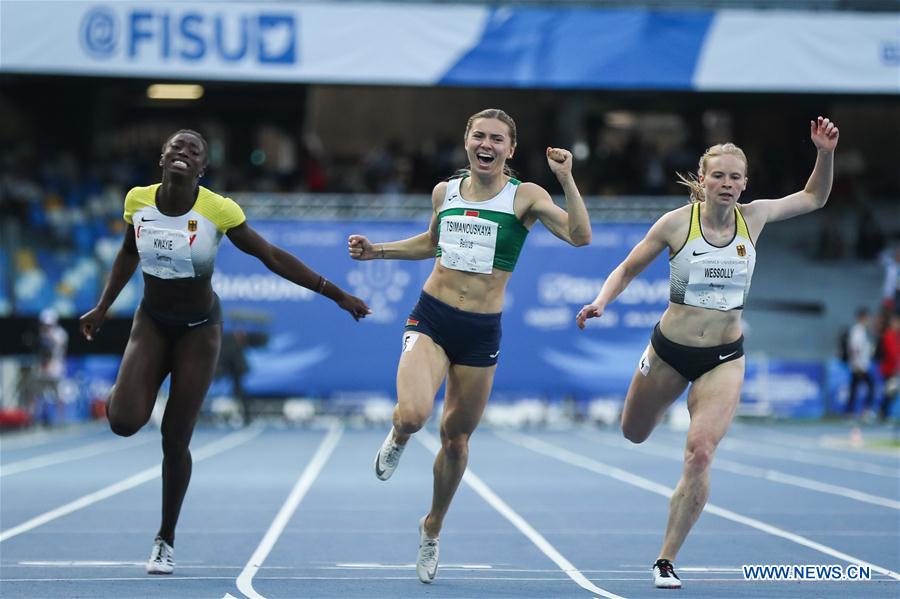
[404,291,502,367]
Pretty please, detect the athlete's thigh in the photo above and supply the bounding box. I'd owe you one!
[621,344,689,438]
[109,308,171,422]
[441,364,496,437]
[396,331,450,414]
[685,357,745,445]
[164,324,222,437]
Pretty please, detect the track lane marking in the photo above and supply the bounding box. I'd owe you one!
[582,432,900,510]
[416,429,626,599]
[2,437,155,477]
[231,422,343,599]
[0,426,263,543]
[499,430,900,582]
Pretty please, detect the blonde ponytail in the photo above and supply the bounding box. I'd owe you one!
[676,171,706,204]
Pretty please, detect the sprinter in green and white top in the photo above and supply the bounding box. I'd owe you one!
[576,116,840,590]
[434,175,529,274]
[348,108,591,584]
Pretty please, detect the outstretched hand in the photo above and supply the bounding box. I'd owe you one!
[575,303,603,330]
[338,293,372,321]
[348,235,377,261]
[546,147,573,178]
[810,116,839,153]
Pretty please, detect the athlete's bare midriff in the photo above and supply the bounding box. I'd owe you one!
[422,261,512,313]
[658,302,743,347]
[142,273,215,316]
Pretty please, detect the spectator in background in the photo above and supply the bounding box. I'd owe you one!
[217,329,251,424]
[844,307,874,418]
[34,308,68,423]
[878,313,900,421]
[880,247,900,313]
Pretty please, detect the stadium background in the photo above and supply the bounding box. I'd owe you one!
[1,0,898,425]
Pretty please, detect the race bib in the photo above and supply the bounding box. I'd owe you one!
[136,226,195,279]
[438,215,498,274]
[684,255,748,311]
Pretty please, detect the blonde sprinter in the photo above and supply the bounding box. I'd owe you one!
[349,109,591,583]
[576,117,839,589]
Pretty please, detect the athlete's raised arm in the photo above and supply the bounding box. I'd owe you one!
[742,116,839,227]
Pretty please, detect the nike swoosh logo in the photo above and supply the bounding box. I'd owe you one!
[692,250,713,256]
[187,319,209,327]
[489,350,500,358]
[719,351,738,360]
[374,452,386,478]
[141,218,157,222]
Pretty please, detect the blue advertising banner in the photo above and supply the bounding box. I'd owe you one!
[739,359,825,419]
[212,220,669,397]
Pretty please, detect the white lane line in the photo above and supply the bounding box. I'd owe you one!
[733,426,900,457]
[1,576,235,582]
[416,430,626,599]
[331,562,492,569]
[1,437,155,477]
[0,427,104,451]
[500,431,900,582]
[0,426,263,543]
[233,422,343,599]
[717,437,899,478]
[583,433,900,510]
[2,575,624,582]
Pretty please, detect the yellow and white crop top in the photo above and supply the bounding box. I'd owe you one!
[124,184,245,280]
[669,203,756,311]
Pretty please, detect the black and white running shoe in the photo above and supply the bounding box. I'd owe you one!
[653,558,681,589]
[146,537,174,575]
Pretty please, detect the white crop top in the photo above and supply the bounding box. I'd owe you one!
[124,184,246,280]
[669,202,756,311]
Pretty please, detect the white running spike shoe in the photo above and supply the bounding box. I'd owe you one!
[374,428,405,481]
[652,558,681,589]
[146,537,175,575]
[416,516,439,584]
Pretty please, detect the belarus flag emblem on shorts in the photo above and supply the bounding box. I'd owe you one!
[406,318,419,327]
[465,210,479,217]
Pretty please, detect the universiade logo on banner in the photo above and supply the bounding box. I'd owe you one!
[80,6,297,64]
[347,262,411,324]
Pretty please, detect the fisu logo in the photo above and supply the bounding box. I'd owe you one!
[81,6,297,64]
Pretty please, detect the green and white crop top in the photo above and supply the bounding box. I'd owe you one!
[124,184,246,280]
[435,176,529,273]
[669,202,756,311]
